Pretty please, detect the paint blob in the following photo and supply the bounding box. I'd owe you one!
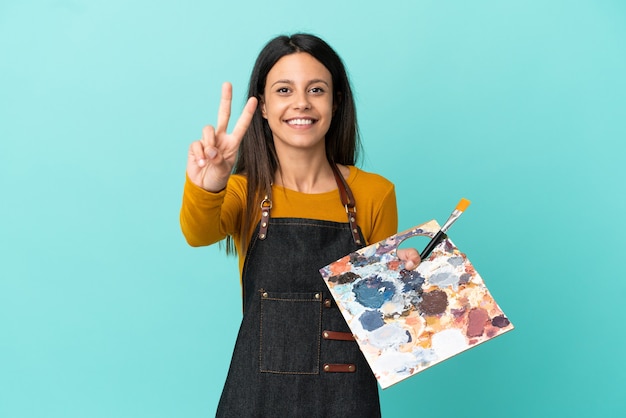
[352,276,396,309]
[368,323,410,349]
[328,271,361,285]
[418,290,448,316]
[360,310,385,331]
[431,329,468,359]
[466,308,490,338]
[447,256,465,267]
[399,269,425,293]
[492,315,511,328]
[429,270,461,288]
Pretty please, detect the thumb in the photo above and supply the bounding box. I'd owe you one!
[204,146,218,162]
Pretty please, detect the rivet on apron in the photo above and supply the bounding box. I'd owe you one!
[324,299,331,308]
[314,293,321,300]
[324,364,330,372]
[262,292,268,298]
[323,331,329,339]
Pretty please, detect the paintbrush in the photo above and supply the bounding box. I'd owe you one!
[420,198,471,260]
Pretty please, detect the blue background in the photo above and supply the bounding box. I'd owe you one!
[1,0,625,416]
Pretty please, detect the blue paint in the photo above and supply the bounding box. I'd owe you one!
[350,253,378,268]
[413,347,438,365]
[459,273,471,284]
[353,276,396,309]
[399,269,425,293]
[447,256,464,267]
[429,271,460,288]
[375,236,397,255]
[359,310,385,331]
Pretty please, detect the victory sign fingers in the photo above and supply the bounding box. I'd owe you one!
[186,82,258,192]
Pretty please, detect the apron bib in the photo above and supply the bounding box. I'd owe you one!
[216,167,381,417]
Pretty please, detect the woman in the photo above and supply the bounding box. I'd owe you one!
[181,33,420,417]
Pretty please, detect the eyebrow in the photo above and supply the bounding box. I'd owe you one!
[270,79,330,87]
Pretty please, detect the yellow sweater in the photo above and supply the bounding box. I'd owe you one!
[180,166,398,276]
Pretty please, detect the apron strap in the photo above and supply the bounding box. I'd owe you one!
[258,163,361,246]
[330,163,362,246]
[258,195,272,240]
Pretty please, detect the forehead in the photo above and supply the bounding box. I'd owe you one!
[266,52,332,84]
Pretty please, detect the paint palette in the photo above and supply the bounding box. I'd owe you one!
[319,220,514,389]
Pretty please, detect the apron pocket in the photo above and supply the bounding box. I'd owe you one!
[259,291,323,374]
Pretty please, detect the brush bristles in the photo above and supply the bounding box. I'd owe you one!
[455,198,471,212]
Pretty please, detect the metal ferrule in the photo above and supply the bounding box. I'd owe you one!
[441,209,463,233]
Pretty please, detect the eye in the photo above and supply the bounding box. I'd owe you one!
[276,87,291,94]
[309,86,325,94]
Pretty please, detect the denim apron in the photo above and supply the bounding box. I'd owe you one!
[216,166,381,418]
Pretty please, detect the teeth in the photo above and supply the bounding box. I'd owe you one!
[287,119,313,125]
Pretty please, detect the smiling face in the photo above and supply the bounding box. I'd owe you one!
[261,52,334,157]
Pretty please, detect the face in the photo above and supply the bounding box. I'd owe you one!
[261,52,334,156]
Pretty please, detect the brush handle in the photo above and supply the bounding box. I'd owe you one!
[420,230,447,260]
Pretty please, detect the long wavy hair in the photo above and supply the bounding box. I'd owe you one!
[228,33,362,253]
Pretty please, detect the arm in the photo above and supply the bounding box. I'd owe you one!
[180,174,246,247]
[180,82,257,246]
[370,184,421,270]
[180,175,227,247]
[368,184,399,244]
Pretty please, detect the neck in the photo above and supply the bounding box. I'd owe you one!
[274,152,336,194]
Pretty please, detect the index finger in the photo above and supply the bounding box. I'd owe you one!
[215,82,232,135]
[230,96,258,141]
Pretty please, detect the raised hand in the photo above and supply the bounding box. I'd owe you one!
[187,82,258,192]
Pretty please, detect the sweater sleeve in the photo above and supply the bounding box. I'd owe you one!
[367,184,399,244]
[179,174,244,247]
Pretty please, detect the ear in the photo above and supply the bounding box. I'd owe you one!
[260,95,267,119]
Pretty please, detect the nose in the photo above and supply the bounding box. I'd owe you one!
[292,91,311,110]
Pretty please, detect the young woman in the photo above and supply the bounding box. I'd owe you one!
[180,33,420,417]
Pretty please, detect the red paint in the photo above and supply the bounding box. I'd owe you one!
[466,308,489,337]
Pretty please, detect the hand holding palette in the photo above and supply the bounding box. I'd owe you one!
[319,217,514,389]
